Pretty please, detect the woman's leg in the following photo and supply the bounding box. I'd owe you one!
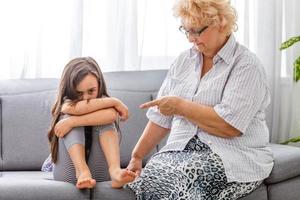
[127,136,262,200]
[53,116,95,189]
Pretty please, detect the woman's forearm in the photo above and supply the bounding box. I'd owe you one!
[68,108,118,127]
[179,100,240,138]
[132,121,169,160]
[62,98,118,115]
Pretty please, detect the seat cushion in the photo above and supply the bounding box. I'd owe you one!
[265,143,300,184]
[268,176,300,200]
[240,184,267,200]
[92,181,266,200]
[0,171,89,200]
[92,181,136,200]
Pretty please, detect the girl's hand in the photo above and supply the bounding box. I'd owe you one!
[61,102,72,114]
[126,157,142,177]
[54,117,73,138]
[113,98,129,121]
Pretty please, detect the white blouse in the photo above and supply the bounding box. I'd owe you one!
[147,35,274,183]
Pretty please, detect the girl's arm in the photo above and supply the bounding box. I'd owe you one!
[54,108,118,138]
[62,97,128,120]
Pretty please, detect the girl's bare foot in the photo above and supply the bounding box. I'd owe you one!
[110,168,136,188]
[76,170,96,189]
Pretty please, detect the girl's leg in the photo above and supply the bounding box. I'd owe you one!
[88,124,135,188]
[53,116,95,189]
[99,129,136,188]
[86,128,111,182]
[66,142,96,189]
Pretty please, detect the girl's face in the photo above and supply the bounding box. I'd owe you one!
[75,74,99,100]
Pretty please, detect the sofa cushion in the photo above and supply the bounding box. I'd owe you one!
[268,176,300,200]
[1,90,56,170]
[0,79,59,95]
[240,184,267,200]
[0,99,2,171]
[0,171,89,200]
[104,70,168,168]
[265,143,300,184]
[109,90,156,167]
[104,70,167,92]
[91,181,267,200]
[0,79,58,171]
[92,181,135,200]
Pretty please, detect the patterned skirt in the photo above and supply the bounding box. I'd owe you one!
[126,135,262,200]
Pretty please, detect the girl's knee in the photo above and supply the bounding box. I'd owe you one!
[62,126,85,149]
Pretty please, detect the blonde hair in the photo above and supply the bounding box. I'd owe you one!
[173,0,238,35]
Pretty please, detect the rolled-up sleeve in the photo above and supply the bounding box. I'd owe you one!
[146,69,174,129]
[214,64,269,134]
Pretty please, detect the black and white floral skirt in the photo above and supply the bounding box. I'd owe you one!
[126,135,262,200]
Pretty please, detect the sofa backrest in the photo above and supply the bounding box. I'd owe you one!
[0,70,168,171]
[0,69,273,171]
[103,70,168,167]
[0,79,59,170]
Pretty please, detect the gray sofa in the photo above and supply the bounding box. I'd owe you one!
[1,70,300,200]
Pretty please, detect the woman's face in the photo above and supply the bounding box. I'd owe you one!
[75,74,99,100]
[183,24,227,58]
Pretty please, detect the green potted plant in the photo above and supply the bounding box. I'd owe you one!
[280,35,300,81]
[280,35,300,144]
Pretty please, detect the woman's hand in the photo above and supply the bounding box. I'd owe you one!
[126,157,142,177]
[140,96,185,116]
[112,97,129,121]
[54,117,73,138]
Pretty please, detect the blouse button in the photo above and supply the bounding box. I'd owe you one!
[207,140,212,145]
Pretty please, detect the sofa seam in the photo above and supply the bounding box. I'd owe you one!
[0,89,57,96]
[0,99,2,171]
[266,184,270,200]
[266,174,300,185]
[89,188,94,200]
[107,88,158,93]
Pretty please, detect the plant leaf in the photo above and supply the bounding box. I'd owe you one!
[280,36,300,50]
[280,136,300,144]
[294,56,300,82]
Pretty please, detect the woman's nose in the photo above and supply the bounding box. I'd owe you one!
[187,34,197,43]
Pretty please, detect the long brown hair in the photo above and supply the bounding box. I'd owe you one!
[48,57,112,163]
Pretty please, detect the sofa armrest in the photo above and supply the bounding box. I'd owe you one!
[265,143,300,184]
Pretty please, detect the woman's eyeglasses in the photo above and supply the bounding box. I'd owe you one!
[179,25,209,37]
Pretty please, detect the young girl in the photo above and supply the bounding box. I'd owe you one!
[47,57,136,189]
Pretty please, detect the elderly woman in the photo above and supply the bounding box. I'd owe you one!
[126,0,273,199]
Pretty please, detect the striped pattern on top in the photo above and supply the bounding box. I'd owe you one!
[147,34,274,183]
